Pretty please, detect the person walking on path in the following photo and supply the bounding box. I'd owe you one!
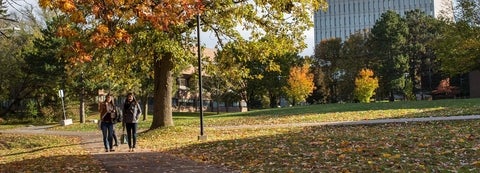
[123,93,142,152]
[99,93,118,152]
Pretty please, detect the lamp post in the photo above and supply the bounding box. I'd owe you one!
[80,71,85,123]
[197,13,207,141]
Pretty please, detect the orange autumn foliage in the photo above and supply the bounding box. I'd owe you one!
[39,0,205,64]
[284,64,315,105]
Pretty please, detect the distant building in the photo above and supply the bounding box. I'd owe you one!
[174,48,247,112]
[314,0,454,43]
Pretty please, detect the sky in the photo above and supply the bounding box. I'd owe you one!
[8,0,316,56]
[302,29,315,56]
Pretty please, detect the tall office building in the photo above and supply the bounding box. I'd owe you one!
[314,0,454,44]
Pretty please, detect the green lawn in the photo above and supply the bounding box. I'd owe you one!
[2,98,480,172]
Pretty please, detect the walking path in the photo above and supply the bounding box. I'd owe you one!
[2,115,480,172]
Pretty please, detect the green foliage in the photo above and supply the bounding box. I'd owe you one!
[0,9,43,117]
[24,100,38,118]
[404,77,416,101]
[434,0,480,75]
[369,10,409,100]
[404,10,441,94]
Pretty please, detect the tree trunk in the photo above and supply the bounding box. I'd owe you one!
[269,92,278,108]
[138,93,148,121]
[143,102,148,121]
[150,53,174,129]
[389,91,395,102]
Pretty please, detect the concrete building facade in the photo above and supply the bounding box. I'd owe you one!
[314,0,454,43]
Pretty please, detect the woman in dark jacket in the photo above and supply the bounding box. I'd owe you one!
[123,93,142,152]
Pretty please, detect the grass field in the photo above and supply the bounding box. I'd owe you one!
[2,98,480,172]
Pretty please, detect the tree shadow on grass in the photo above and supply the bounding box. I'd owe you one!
[168,119,480,172]
[0,154,104,172]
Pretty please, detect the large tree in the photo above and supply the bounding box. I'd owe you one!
[40,0,327,129]
[22,17,69,120]
[0,6,44,117]
[403,9,441,98]
[312,38,342,103]
[369,10,409,101]
[284,62,315,106]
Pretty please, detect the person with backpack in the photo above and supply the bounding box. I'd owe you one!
[99,93,118,152]
[123,93,142,152]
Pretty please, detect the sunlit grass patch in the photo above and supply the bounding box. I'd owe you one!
[0,134,103,172]
[51,98,480,132]
[0,124,26,130]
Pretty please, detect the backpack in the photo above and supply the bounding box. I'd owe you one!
[112,106,123,124]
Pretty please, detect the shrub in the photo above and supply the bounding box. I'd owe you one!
[354,69,379,103]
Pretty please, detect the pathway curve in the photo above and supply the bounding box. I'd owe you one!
[2,115,480,172]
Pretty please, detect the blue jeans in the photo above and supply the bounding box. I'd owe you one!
[125,123,138,148]
[101,121,114,150]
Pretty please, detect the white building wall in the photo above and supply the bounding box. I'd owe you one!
[314,0,454,44]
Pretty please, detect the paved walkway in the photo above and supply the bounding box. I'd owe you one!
[2,115,480,172]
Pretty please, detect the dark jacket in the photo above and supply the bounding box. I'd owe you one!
[123,101,141,123]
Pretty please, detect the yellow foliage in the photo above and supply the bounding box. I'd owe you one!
[70,11,86,23]
[354,68,379,103]
[38,0,52,8]
[285,63,315,104]
[60,0,76,12]
[96,25,110,34]
[56,25,78,37]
